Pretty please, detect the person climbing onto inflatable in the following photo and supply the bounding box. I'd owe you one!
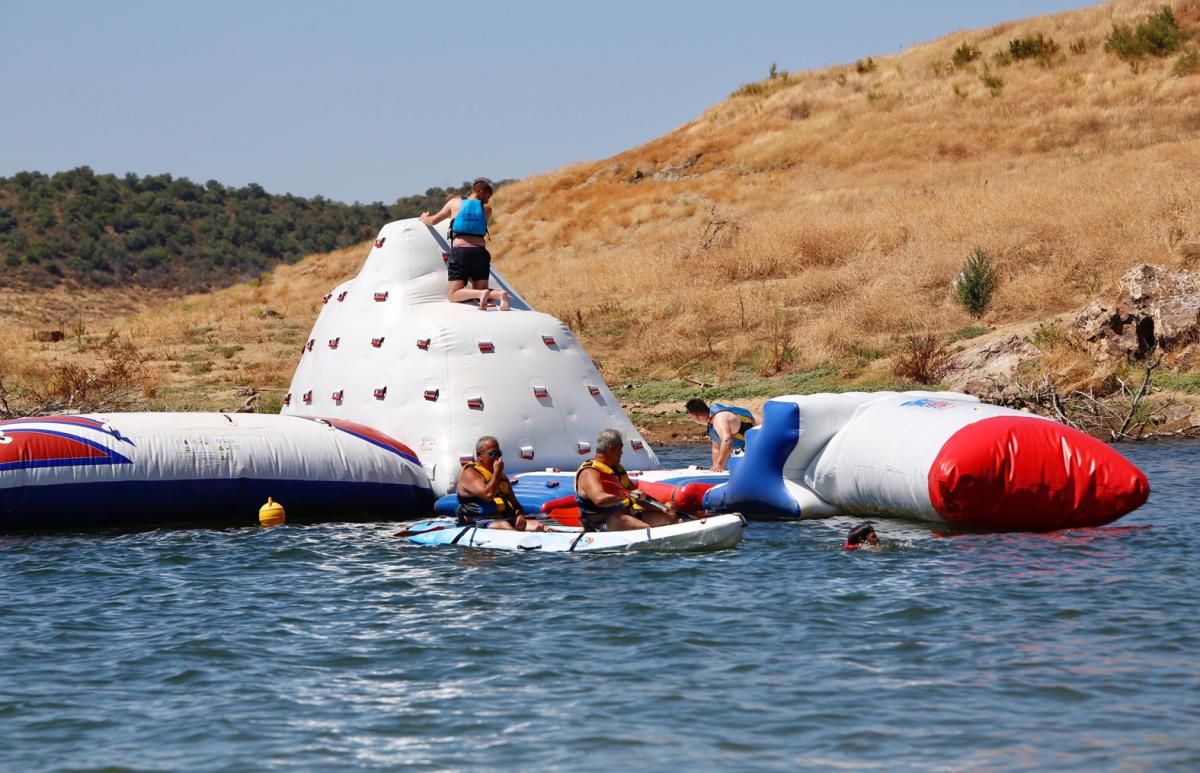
[418,177,511,311]
[456,436,544,531]
[685,398,757,472]
[576,429,680,532]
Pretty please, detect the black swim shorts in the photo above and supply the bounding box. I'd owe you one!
[447,246,492,283]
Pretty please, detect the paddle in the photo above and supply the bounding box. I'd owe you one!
[394,524,453,538]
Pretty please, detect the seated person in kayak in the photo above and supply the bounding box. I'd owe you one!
[576,429,680,531]
[457,436,544,531]
[685,398,757,472]
[418,177,511,311]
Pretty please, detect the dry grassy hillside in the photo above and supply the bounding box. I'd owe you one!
[489,0,1200,387]
[3,0,1199,423]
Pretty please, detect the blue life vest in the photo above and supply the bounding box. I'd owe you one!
[707,403,755,451]
[451,198,488,237]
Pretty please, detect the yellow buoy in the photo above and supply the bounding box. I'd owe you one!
[259,497,286,527]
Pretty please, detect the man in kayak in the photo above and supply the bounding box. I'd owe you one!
[418,177,511,311]
[576,429,680,531]
[456,436,544,531]
[684,398,757,472]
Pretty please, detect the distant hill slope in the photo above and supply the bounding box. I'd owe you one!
[483,0,1200,384]
[0,167,507,290]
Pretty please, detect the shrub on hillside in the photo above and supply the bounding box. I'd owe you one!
[955,248,998,318]
[1008,33,1060,65]
[1105,7,1188,69]
[732,63,790,98]
[952,42,982,67]
[1174,48,1200,76]
[0,335,149,418]
[980,72,1004,97]
[856,57,878,74]
[892,335,951,384]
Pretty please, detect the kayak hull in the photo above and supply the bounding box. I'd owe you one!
[402,513,746,553]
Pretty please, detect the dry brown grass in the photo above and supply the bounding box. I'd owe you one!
[0,244,366,411]
[490,0,1200,383]
[5,0,1200,410]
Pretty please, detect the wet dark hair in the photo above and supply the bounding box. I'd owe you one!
[685,398,710,414]
[846,523,877,546]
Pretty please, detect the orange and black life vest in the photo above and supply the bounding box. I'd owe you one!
[457,462,519,522]
[575,459,638,527]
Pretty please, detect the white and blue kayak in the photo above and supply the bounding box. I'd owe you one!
[400,514,746,553]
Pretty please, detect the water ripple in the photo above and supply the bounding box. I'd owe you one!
[1,443,1198,769]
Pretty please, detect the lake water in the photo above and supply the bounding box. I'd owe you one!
[1,441,1197,770]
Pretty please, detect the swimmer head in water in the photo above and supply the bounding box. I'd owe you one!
[845,523,879,549]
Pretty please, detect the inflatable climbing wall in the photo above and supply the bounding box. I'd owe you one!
[282,218,658,495]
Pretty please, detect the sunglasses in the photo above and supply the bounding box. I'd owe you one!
[487,449,502,459]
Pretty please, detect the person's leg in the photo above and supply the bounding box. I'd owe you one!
[477,284,511,311]
[494,283,511,311]
[470,278,491,309]
[448,248,489,303]
[605,512,653,531]
[447,278,473,302]
[639,510,681,527]
[469,249,511,311]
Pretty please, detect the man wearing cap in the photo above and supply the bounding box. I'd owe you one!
[419,177,511,311]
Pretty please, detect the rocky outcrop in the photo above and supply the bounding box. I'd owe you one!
[1070,264,1200,362]
[943,334,1040,402]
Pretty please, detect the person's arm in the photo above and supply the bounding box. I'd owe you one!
[419,198,456,226]
[460,465,503,500]
[710,412,741,472]
[629,486,676,515]
[578,468,627,509]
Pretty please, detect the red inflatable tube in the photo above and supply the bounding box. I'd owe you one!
[633,480,718,513]
[928,416,1150,531]
[540,480,718,527]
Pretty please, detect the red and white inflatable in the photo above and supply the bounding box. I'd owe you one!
[0,414,431,530]
[702,392,1150,531]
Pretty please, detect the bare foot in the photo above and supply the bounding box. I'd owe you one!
[496,290,511,311]
[478,288,491,310]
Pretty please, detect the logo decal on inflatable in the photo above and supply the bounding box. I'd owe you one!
[899,398,957,411]
[0,420,133,472]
